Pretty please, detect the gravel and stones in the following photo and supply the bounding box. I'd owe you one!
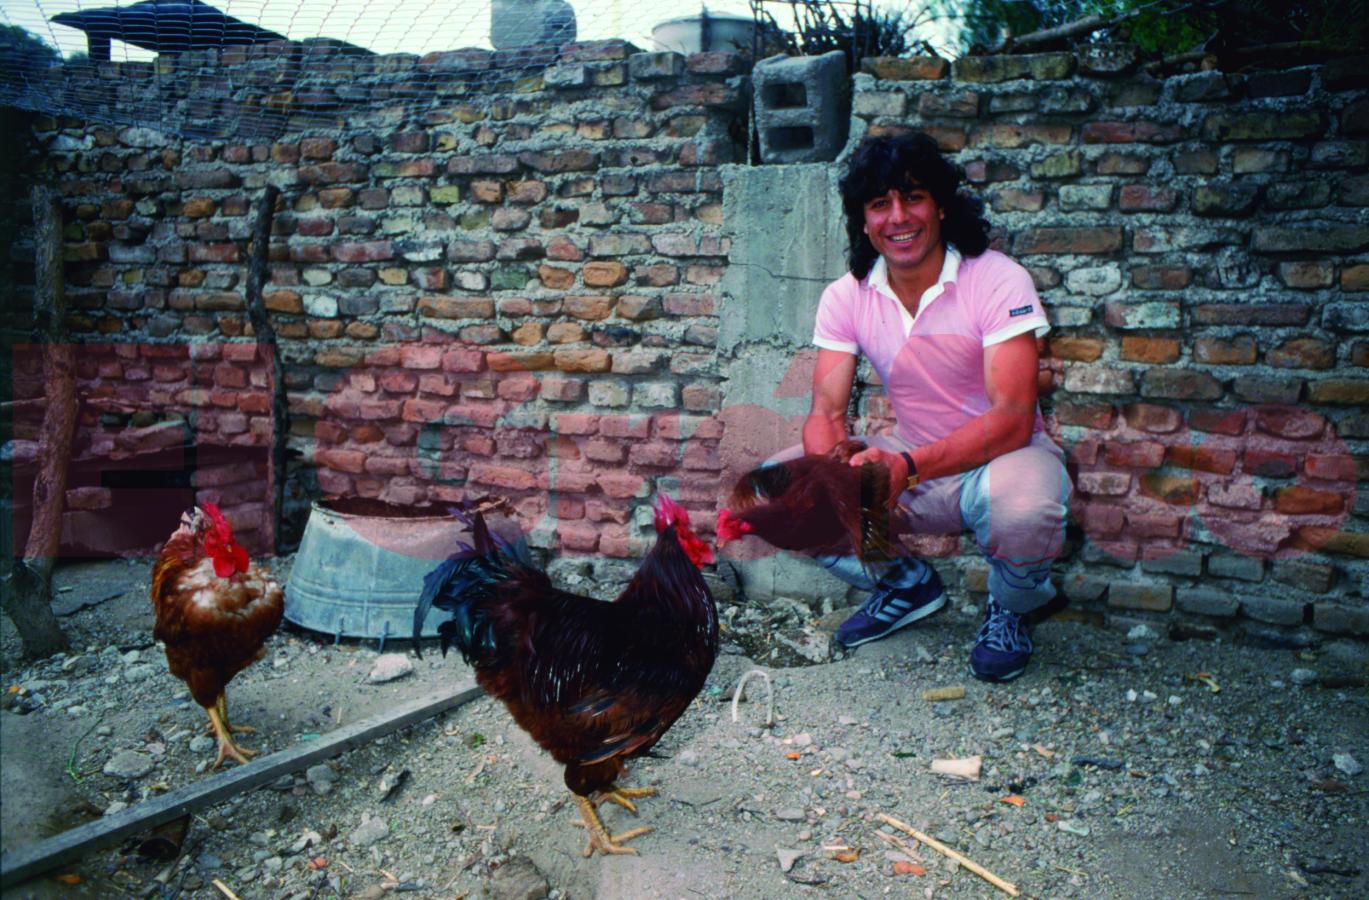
[1,558,1366,899]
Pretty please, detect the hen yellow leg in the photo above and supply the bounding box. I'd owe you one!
[596,784,658,813]
[573,793,651,857]
[206,704,257,769]
[202,693,257,736]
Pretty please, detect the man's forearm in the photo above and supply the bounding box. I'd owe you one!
[802,413,847,456]
[909,408,1035,483]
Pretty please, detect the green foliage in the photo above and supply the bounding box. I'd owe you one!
[0,25,60,75]
[937,0,1368,56]
[764,1,938,70]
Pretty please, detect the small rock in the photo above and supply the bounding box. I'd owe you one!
[367,654,414,684]
[1289,668,1317,686]
[189,735,215,753]
[677,749,699,766]
[349,817,390,847]
[776,847,803,873]
[1333,753,1362,777]
[104,801,129,816]
[791,732,812,747]
[838,715,858,726]
[306,764,336,788]
[122,650,142,665]
[66,705,88,717]
[774,808,806,822]
[123,664,157,684]
[96,725,114,737]
[487,856,548,900]
[421,794,437,807]
[103,750,154,779]
[797,829,812,841]
[1126,624,1158,641]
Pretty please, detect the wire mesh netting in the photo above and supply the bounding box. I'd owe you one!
[0,1,957,140]
[0,0,747,138]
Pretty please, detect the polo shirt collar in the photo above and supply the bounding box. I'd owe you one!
[869,244,962,334]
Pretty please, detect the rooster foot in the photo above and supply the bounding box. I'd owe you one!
[595,785,658,814]
[573,794,652,857]
[207,705,257,769]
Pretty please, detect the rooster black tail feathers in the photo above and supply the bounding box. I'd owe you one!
[730,462,791,509]
[857,461,896,561]
[412,511,522,664]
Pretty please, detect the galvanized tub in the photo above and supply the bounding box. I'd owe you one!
[284,499,467,641]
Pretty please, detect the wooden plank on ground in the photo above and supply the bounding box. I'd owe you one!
[0,682,481,888]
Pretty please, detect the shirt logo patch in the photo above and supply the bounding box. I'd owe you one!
[1009,305,1034,317]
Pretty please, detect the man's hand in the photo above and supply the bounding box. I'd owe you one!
[847,445,911,507]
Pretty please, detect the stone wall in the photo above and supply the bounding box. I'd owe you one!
[9,40,749,562]
[6,42,1368,637]
[845,52,1368,636]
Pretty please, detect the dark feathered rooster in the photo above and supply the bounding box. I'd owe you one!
[151,503,283,768]
[716,440,898,560]
[413,495,717,857]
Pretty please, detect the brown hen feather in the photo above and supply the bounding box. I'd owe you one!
[151,509,283,709]
[724,442,899,561]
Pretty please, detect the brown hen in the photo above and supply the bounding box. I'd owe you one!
[151,504,283,768]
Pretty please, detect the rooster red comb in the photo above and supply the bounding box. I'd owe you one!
[200,502,249,578]
[653,494,714,567]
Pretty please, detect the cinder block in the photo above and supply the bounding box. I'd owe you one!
[753,51,849,163]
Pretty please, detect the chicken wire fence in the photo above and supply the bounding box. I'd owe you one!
[0,0,772,139]
[0,0,742,139]
[0,0,958,141]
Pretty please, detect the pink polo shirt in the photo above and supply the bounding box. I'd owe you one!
[813,247,1050,446]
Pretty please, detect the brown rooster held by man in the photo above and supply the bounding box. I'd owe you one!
[716,440,899,561]
[414,495,717,857]
[151,503,284,769]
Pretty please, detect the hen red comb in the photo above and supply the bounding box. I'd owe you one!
[200,502,249,577]
[715,509,753,546]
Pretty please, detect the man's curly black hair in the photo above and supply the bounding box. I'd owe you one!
[839,132,991,279]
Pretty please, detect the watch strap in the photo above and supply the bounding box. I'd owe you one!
[899,450,919,489]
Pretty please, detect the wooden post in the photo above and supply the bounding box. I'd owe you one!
[2,185,72,658]
[241,185,286,552]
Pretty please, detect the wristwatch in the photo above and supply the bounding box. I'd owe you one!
[898,450,920,490]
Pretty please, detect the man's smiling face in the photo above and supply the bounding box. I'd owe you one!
[862,184,944,273]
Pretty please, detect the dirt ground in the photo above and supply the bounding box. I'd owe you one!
[2,557,1367,900]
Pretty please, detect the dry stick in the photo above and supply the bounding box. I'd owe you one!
[211,878,243,900]
[1000,10,1137,51]
[730,669,774,726]
[876,813,1020,897]
[241,184,286,552]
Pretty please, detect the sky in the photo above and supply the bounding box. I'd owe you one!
[1,0,959,62]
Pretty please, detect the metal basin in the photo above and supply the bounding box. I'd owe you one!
[284,499,466,641]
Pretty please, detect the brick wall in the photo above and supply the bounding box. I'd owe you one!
[8,43,1368,637]
[11,40,748,559]
[851,52,1368,636]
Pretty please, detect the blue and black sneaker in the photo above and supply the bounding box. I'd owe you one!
[969,597,1033,682]
[834,564,945,648]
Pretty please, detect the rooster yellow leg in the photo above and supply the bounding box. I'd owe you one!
[202,693,257,735]
[595,784,658,813]
[205,704,257,769]
[573,793,651,857]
